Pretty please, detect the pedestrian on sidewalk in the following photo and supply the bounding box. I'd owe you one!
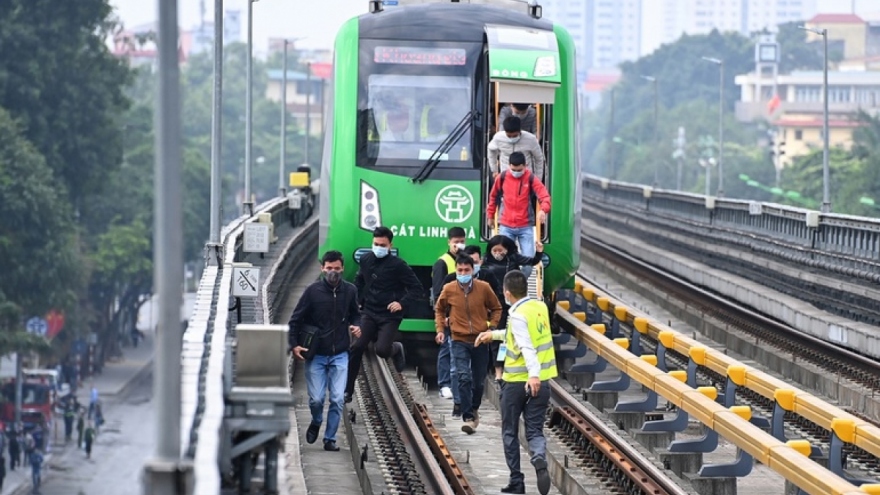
[76,411,85,449]
[289,250,361,452]
[63,402,75,443]
[23,431,34,467]
[30,448,43,495]
[94,403,104,435]
[8,425,19,471]
[84,422,95,459]
[88,385,98,419]
[0,454,5,491]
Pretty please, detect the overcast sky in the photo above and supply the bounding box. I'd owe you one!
[109,0,872,52]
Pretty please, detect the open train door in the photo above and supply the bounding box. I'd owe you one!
[484,25,559,300]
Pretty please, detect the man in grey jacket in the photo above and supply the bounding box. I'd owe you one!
[498,103,537,134]
[487,116,545,183]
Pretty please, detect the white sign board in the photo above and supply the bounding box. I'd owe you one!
[243,223,270,253]
[232,267,260,298]
[748,201,763,216]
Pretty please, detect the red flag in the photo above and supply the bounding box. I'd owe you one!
[767,94,781,115]
[45,310,65,340]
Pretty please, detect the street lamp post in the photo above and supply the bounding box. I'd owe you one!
[305,61,312,167]
[243,0,258,216]
[280,39,289,197]
[641,75,659,187]
[801,26,831,213]
[207,0,224,264]
[701,56,724,196]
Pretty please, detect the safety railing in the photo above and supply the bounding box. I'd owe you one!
[554,281,880,495]
[582,175,880,282]
[182,193,311,495]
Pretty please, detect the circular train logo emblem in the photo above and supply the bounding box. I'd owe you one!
[434,185,474,223]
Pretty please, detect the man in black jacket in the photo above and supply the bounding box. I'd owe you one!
[345,226,422,402]
[289,250,361,452]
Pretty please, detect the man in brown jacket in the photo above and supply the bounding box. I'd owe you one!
[435,255,502,434]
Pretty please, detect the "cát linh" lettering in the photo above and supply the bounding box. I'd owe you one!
[389,224,477,239]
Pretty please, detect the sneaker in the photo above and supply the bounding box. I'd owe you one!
[392,342,406,372]
[452,403,461,418]
[461,419,477,435]
[534,457,551,495]
[306,422,320,444]
[323,440,340,452]
[344,392,353,404]
[439,386,453,399]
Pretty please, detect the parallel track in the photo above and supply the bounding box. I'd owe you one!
[580,232,880,476]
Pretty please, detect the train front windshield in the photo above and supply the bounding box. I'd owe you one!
[357,41,481,172]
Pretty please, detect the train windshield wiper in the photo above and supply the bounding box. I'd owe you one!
[411,110,476,183]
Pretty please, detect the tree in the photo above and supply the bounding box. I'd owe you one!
[0,107,78,354]
[773,22,824,73]
[0,0,132,207]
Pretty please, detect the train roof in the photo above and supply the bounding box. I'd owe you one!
[359,3,555,41]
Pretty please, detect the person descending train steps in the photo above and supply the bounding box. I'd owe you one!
[432,227,468,408]
[486,151,551,279]
[434,255,501,435]
[345,227,422,403]
[488,116,545,182]
[498,103,537,135]
[475,270,557,495]
[289,250,362,452]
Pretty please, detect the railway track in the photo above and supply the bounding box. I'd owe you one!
[579,232,880,477]
[357,350,474,495]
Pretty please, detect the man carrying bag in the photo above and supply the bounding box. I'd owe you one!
[289,251,362,452]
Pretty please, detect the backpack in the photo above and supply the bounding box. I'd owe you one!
[493,170,539,209]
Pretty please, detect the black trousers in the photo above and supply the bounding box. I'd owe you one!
[345,313,402,395]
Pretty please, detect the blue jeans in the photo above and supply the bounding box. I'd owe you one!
[451,340,490,421]
[499,225,535,278]
[437,328,460,403]
[306,352,348,442]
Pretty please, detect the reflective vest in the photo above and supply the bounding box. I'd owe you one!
[502,299,558,382]
[440,253,456,274]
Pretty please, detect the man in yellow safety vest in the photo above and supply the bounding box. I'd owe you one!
[475,269,556,495]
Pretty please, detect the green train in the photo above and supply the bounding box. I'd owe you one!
[319,0,580,371]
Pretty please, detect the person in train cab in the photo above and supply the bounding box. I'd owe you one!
[345,226,422,403]
[485,151,551,279]
[474,270,556,495]
[481,235,544,382]
[288,250,362,452]
[434,255,502,435]
[487,116,545,182]
[383,104,415,142]
[498,103,537,135]
[432,227,468,406]
[421,106,450,142]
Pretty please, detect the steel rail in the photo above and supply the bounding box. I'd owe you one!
[549,380,686,495]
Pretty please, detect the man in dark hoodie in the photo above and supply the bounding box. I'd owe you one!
[289,250,362,452]
[345,227,422,402]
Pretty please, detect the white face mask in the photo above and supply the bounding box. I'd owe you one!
[507,135,521,144]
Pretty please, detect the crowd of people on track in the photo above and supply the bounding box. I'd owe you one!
[288,106,556,495]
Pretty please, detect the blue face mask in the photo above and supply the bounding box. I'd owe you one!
[372,245,389,258]
[510,170,525,178]
[473,264,481,276]
[456,274,472,284]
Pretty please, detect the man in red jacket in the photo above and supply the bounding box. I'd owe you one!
[485,151,551,278]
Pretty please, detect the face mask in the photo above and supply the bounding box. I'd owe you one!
[492,251,507,261]
[372,245,389,258]
[473,264,481,276]
[510,170,525,178]
[507,136,521,144]
[323,270,342,285]
[456,274,472,284]
[453,243,466,252]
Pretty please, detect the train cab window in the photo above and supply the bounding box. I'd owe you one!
[360,74,472,167]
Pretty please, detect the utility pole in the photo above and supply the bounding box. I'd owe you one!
[243,0,257,216]
[641,75,659,186]
[674,126,686,191]
[305,61,312,167]
[606,88,615,179]
[142,0,193,491]
[206,0,223,265]
[280,40,289,197]
[701,56,724,196]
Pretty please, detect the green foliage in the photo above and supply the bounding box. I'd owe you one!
[773,22,824,73]
[0,0,132,206]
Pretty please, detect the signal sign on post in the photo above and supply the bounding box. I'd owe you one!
[26,317,48,337]
[243,223,270,253]
[232,267,260,298]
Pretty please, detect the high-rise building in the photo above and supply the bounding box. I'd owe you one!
[589,0,642,69]
[537,0,589,84]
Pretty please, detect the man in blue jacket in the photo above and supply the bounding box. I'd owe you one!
[289,250,362,452]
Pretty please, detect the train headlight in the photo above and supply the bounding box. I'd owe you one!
[533,56,556,78]
[360,181,381,231]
